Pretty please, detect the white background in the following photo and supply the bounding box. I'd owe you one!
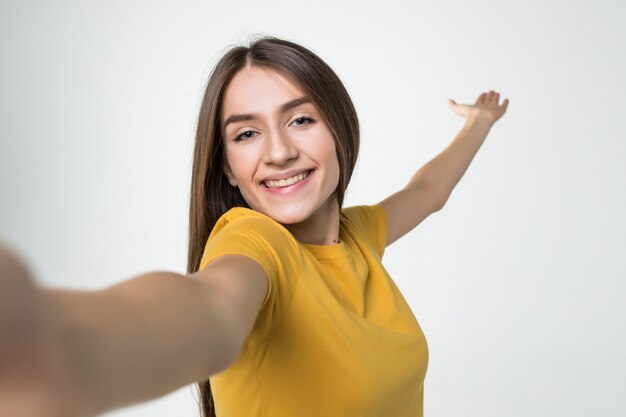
[1,0,625,416]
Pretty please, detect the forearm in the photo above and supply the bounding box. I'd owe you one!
[411,116,494,202]
[45,271,235,416]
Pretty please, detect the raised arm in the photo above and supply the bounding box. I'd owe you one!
[379,91,509,246]
[0,244,267,417]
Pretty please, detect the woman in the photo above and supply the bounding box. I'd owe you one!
[0,36,508,417]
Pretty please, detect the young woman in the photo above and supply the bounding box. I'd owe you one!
[0,37,508,417]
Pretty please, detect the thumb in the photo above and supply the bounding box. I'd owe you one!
[447,99,470,118]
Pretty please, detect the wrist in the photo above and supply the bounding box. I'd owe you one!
[465,113,494,131]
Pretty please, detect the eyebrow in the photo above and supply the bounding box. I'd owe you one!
[222,96,312,130]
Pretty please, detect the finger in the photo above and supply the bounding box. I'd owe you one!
[448,99,462,114]
[487,90,495,102]
[502,98,509,110]
[476,93,487,105]
[494,92,500,103]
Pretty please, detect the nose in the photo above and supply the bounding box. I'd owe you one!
[262,128,298,166]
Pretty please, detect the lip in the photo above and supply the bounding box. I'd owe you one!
[260,168,313,183]
[261,169,315,195]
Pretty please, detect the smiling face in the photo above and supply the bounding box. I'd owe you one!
[220,65,341,228]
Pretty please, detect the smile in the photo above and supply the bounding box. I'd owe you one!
[263,170,313,189]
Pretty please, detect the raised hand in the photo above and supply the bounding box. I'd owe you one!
[448,90,509,126]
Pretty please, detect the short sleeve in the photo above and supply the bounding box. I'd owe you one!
[199,208,301,345]
[342,204,389,257]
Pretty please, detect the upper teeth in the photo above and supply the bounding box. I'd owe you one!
[264,170,310,188]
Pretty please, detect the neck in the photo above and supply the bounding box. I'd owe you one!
[284,195,341,245]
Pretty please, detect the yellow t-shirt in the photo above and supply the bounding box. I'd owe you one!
[199,204,429,416]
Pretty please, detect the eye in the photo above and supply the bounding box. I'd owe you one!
[233,130,257,142]
[290,117,314,127]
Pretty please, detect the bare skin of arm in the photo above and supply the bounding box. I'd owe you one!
[380,91,509,246]
[0,245,268,417]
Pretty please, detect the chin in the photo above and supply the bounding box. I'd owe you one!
[256,204,313,225]
[268,210,311,225]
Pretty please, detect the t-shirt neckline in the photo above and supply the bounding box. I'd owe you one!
[301,238,350,260]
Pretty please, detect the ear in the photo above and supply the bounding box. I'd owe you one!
[223,160,238,187]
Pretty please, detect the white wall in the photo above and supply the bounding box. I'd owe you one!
[1,0,625,416]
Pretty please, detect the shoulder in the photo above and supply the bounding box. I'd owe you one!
[200,207,300,271]
[342,204,388,227]
[342,204,389,256]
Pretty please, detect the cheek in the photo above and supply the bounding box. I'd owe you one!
[323,146,341,185]
[226,151,258,184]
[331,155,341,185]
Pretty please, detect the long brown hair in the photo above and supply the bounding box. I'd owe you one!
[186,36,360,417]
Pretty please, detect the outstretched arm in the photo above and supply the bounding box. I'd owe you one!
[0,244,267,417]
[379,90,509,246]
